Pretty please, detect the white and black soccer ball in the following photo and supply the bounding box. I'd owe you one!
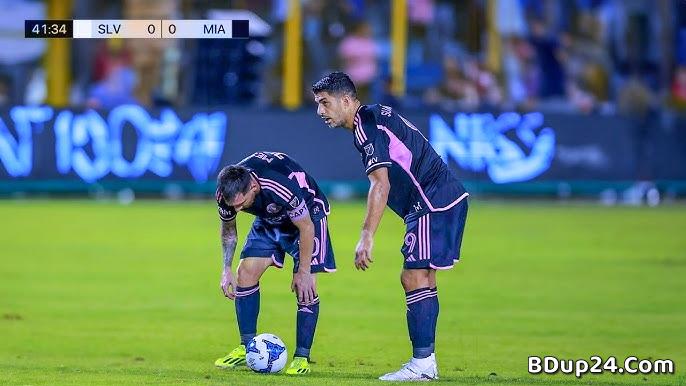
[246,333,288,373]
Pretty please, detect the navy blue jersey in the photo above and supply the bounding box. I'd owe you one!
[216,152,330,225]
[353,104,468,222]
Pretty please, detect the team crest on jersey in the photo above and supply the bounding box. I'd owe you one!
[364,144,374,156]
[289,196,300,208]
[266,203,282,213]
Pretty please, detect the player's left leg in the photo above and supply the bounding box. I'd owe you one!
[284,216,336,375]
[286,272,319,375]
[379,268,437,381]
[428,269,439,376]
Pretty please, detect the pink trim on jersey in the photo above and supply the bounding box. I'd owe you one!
[365,162,392,174]
[257,177,293,198]
[354,113,367,145]
[377,125,470,212]
[323,267,337,272]
[261,184,290,202]
[288,172,330,215]
[314,198,330,215]
[252,173,291,202]
[288,172,312,193]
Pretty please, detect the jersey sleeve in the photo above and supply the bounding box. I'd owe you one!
[215,188,237,222]
[355,107,392,175]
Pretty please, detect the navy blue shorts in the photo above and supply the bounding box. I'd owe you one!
[240,217,336,273]
[401,199,468,270]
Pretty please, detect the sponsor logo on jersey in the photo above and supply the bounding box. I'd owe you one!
[413,202,423,211]
[266,203,282,213]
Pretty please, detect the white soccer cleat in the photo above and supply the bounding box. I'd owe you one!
[378,356,438,381]
[430,353,439,379]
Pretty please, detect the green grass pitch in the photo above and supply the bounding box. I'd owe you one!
[1,200,685,385]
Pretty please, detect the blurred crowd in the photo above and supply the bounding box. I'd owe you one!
[1,0,685,115]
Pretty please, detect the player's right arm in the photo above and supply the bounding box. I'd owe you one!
[216,191,238,300]
[220,218,239,299]
[355,167,390,271]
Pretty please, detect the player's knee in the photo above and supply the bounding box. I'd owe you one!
[236,262,262,286]
[400,269,430,291]
[428,270,437,288]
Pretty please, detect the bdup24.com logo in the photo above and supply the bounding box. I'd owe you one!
[430,112,555,184]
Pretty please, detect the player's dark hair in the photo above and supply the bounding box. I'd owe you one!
[217,165,252,203]
[312,71,357,98]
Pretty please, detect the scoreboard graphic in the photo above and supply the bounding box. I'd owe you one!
[25,19,250,39]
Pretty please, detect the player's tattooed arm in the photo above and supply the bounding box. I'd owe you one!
[220,218,238,269]
[220,218,238,300]
[356,167,390,270]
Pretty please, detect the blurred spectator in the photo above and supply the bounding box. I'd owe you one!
[92,39,132,83]
[424,56,479,111]
[503,37,539,110]
[0,0,45,106]
[407,0,437,63]
[86,65,137,109]
[618,76,655,118]
[86,39,137,109]
[338,21,378,101]
[0,74,10,108]
[618,76,658,180]
[528,18,565,98]
[669,65,686,111]
[379,76,400,109]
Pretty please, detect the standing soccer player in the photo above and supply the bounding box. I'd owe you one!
[312,72,469,381]
[213,151,335,375]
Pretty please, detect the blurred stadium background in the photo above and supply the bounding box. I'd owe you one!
[1,0,685,385]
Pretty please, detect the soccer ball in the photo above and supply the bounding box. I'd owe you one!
[246,333,288,373]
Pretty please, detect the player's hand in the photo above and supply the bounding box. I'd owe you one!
[354,233,374,271]
[291,271,316,304]
[220,269,237,300]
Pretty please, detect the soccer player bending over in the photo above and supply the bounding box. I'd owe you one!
[312,72,469,381]
[214,151,336,375]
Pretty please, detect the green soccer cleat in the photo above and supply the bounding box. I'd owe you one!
[214,345,247,369]
[285,356,311,375]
